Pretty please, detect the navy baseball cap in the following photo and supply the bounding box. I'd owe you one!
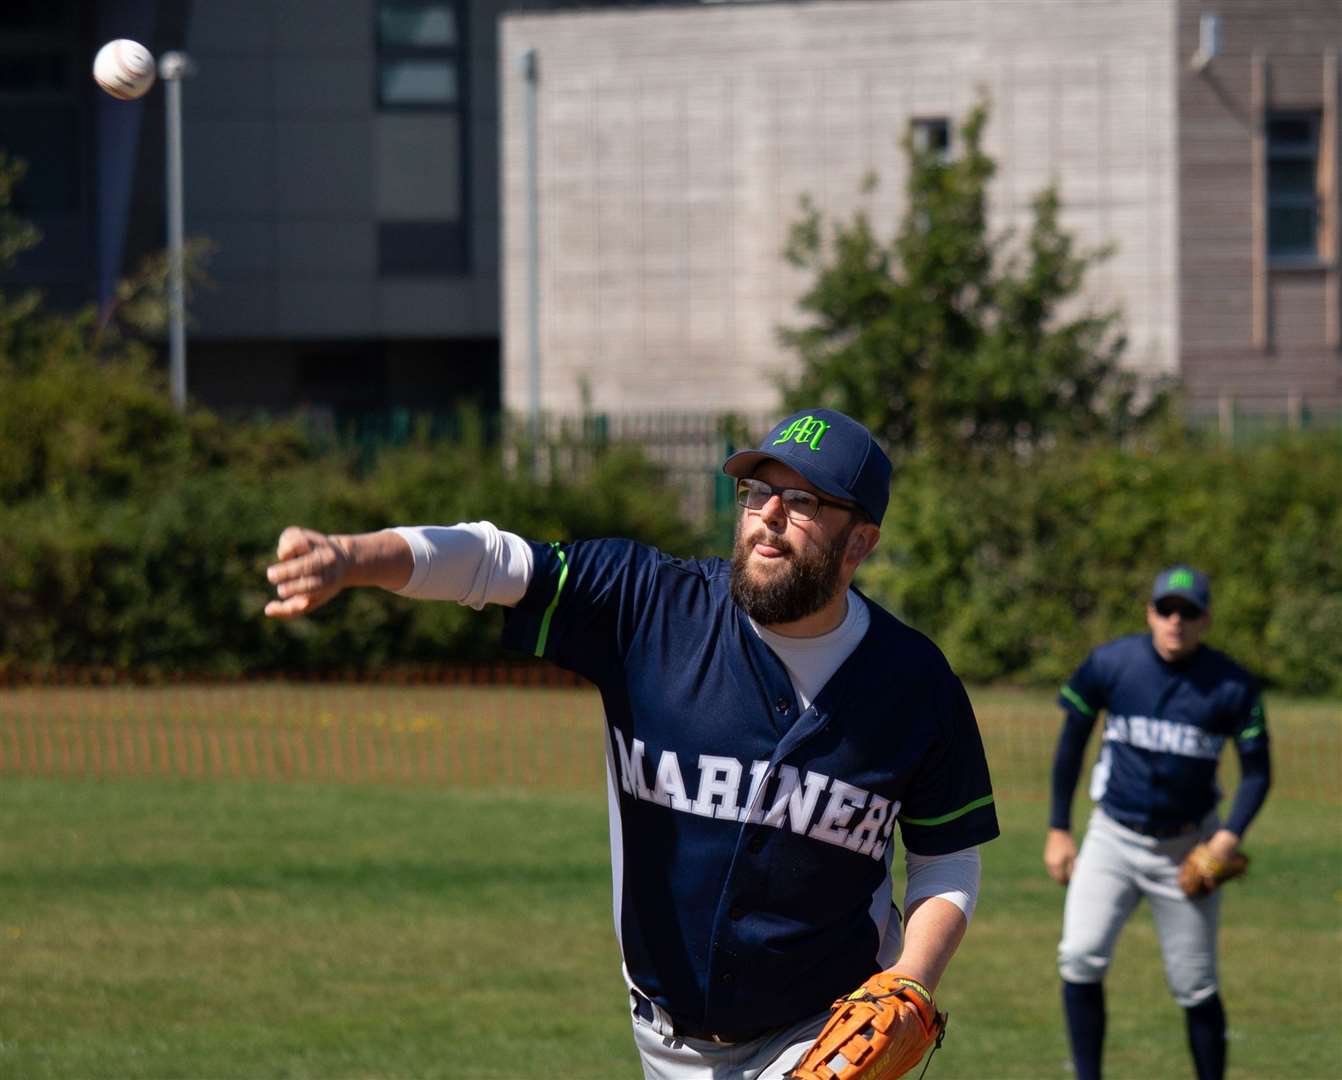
[722,408,893,525]
[1151,566,1211,611]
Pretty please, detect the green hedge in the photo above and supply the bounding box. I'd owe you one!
[0,353,711,678]
[3,352,1339,693]
[858,432,1342,696]
[0,446,712,677]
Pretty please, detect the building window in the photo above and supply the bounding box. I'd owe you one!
[378,221,467,275]
[377,1,462,109]
[1267,111,1321,263]
[910,117,951,160]
[375,1,469,276]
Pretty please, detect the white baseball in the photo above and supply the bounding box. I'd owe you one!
[93,39,157,101]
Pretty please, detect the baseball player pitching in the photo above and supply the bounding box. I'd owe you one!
[265,408,999,1079]
[1045,566,1272,1080]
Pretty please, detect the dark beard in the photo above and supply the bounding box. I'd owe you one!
[729,519,851,626]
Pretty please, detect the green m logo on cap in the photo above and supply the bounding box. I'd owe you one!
[1168,568,1195,590]
[773,416,830,451]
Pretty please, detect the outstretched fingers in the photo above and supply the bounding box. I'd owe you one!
[264,593,320,619]
[272,570,332,598]
[264,526,346,618]
[274,525,322,563]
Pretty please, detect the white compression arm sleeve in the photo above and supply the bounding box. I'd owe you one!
[390,523,534,609]
[904,847,981,923]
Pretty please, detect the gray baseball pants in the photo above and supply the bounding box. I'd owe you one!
[1058,807,1221,1007]
[631,999,828,1080]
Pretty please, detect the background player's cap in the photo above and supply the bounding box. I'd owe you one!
[722,408,892,525]
[1151,565,1211,611]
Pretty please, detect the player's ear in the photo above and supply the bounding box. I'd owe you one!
[847,524,879,563]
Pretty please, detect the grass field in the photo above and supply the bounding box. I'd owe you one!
[1,687,1338,1078]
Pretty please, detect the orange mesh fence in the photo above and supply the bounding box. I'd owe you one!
[0,674,1336,803]
[0,669,605,792]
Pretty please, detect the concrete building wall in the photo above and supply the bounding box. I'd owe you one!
[500,0,1180,416]
[1177,0,1342,416]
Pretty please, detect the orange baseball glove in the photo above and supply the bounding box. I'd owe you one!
[785,971,947,1080]
[1177,843,1249,898]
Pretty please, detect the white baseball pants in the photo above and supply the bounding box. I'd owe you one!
[1057,808,1222,1007]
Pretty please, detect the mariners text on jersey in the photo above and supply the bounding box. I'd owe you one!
[611,732,901,860]
[1060,634,1266,832]
[1101,715,1225,760]
[501,538,999,1043]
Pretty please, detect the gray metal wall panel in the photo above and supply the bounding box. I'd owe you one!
[186,0,274,53]
[184,121,275,216]
[275,220,376,274]
[193,279,277,335]
[274,0,372,54]
[277,278,377,335]
[197,219,275,277]
[275,121,375,215]
[275,57,376,116]
[179,0,508,341]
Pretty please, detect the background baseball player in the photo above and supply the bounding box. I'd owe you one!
[265,407,999,1079]
[1044,566,1272,1080]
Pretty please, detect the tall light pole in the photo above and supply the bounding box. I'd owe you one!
[520,48,540,459]
[159,50,193,411]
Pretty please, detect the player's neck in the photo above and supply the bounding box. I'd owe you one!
[762,589,850,638]
[1151,636,1203,664]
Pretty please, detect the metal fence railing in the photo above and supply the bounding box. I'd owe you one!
[1190,393,1342,445]
[505,410,777,524]
[303,403,1341,525]
[301,408,779,526]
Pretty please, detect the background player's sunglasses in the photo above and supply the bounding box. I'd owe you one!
[1155,599,1206,620]
[735,477,853,522]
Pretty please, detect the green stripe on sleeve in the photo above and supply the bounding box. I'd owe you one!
[1060,685,1095,717]
[532,543,569,658]
[1237,723,1264,742]
[900,793,995,828]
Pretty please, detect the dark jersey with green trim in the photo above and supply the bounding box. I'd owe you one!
[1060,634,1267,831]
[501,538,998,1042]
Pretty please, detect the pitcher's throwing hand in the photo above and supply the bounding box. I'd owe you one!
[264,526,355,618]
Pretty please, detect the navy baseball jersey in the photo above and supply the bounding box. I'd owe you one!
[501,538,998,1042]
[1059,634,1268,832]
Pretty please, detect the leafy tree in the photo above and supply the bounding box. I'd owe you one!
[0,154,44,343]
[780,99,1163,456]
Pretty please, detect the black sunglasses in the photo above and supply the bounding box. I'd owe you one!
[735,477,856,522]
[1155,599,1205,620]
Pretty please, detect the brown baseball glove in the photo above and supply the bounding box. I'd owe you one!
[785,971,947,1080]
[1177,843,1249,898]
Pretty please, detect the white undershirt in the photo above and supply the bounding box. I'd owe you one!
[389,522,979,921]
[749,591,870,712]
